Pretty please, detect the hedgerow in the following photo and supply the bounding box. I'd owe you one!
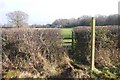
[74,26,120,67]
[2,28,71,78]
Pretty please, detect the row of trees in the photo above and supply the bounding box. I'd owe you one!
[1,11,119,28]
[52,14,119,28]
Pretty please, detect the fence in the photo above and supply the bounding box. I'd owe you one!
[62,31,75,52]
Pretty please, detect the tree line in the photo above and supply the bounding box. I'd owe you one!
[1,11,119,28]
[52,14,119,28]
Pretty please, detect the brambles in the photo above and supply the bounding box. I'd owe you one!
[2,28,71,78]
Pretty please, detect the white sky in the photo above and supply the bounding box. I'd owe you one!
[0,0,120,25]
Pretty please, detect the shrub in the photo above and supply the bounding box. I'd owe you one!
[2,28,70,78]
[74,26,120,67]
[73,27,90,64]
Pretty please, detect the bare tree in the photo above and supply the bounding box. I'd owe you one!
[6,11,28,28]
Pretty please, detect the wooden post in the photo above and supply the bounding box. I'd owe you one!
[118,2,120,48]
[72,31,74,52]
[91,17,96,71]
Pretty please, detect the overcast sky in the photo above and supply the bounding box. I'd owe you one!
[0,0,120,25]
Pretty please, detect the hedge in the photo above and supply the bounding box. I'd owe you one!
[2,28,71,77]
[74,26,120,68]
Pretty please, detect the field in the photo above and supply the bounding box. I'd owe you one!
[60,28,73,46]
[60,28,73,38]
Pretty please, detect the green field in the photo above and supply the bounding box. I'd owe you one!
[60,28,73,38]
[63,39,72,43]
[60,28,73,46]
